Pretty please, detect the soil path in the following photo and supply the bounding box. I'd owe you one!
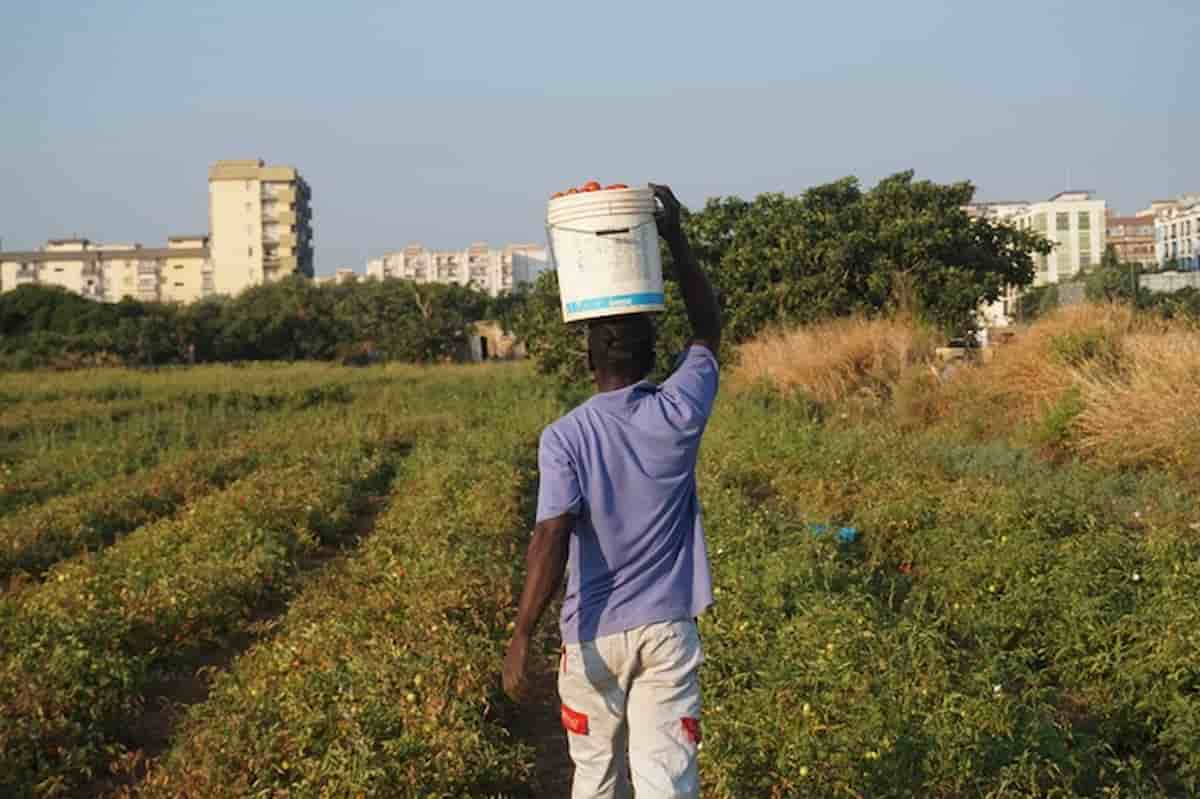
[506,649,574,796]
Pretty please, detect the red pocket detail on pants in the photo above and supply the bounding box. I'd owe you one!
[561,704,589,735]
[681,717,702,745]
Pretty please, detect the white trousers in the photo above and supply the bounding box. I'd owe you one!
[558,618,703,799]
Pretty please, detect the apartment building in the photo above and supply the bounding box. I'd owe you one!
[1155,196,1200,271]
[366,242,549,296]
[208,159,314,295]
[1106,213,1157,269]
[1013,191,1107,286]
[0,236,211,303]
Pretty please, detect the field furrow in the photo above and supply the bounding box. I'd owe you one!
[0,449,260,587]
[0,421,407,798]
[130,397,555,797]
[0,383,356,519]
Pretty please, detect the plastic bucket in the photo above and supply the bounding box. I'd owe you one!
[546,187,664,323]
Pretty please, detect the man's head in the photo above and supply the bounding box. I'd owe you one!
[587,314,656,388]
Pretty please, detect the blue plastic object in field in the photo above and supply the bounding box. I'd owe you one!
[808,523,859,544]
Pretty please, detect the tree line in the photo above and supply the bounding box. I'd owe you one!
[0,277,512,369]
[6,170,1193,373]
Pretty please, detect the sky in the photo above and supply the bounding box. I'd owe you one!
[1,0,1196,275]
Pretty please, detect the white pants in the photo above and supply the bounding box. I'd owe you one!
[558,618,703,799]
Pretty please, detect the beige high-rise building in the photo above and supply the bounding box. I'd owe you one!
[208,159,313,295]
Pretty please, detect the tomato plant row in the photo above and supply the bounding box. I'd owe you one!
[0,421,402,797]
[134,398,556,797]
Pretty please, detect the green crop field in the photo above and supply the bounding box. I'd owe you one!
[1,349,1197,798]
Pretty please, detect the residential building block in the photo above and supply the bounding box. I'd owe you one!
[366,242,549,296]
[1155,196,1200,271]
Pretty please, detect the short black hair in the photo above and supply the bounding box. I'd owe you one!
[587,314,656,380]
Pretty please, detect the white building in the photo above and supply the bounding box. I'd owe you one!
[1013,191,1107,286]
[966,201,1030,329]
[1155,196,1200,271]
[366,242,549,296]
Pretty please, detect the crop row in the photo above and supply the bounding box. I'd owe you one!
[0,383,356,446]
[694,395,1199,797]
[0,448,260,587]
[0,423,405,797]
[0,383,363,520]
[132,402,554,797]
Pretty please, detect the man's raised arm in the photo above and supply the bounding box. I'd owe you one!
[650,183,722,356]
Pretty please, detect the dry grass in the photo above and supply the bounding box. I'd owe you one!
[729,315,941,404]
[731,303,1200,476]
[1071,331,1200,471]
[962,304,1144,416]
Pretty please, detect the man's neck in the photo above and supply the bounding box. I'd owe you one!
[595,373,641,394]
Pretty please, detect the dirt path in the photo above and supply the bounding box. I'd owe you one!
[506,652,574,796]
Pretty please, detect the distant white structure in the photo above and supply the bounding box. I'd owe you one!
[966,201,1031,329]
[968,192,1107,329]
[1155,195,1200,271]
[1013,191,1108,286]
[366,242,549,296]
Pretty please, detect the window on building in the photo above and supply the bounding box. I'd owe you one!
[1080,252,1092,268]
[1056,212,1070,231]
[1035,213,1047,231]
[1078,212,1090,230]
[248,246,254,257]
[174,264,184,269]
[175,282,184,287]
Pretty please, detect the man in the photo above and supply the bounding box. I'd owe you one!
[503,183,722,798]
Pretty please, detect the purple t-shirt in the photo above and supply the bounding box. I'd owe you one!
[536,345,718,644]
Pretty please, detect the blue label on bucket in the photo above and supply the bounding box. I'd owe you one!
[565,292,665,314]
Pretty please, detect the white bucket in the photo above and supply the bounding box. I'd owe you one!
[546,187,664,323]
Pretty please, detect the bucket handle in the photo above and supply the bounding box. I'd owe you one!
[545,217,658,237]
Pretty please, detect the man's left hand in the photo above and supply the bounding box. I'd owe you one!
[502,633,531,701]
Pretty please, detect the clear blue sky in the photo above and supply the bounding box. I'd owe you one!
[2,1,1195,274]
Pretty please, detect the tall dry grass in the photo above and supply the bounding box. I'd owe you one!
[729,315,941,404]
[958,303,1146,415]
[1071,330,1200,471]
[731,303,1200,476]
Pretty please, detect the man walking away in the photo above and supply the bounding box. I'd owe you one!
[503,183,722,799]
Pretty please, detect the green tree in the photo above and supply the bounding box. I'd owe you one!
[1085,245,1145,304]
[519,171,1053,387]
